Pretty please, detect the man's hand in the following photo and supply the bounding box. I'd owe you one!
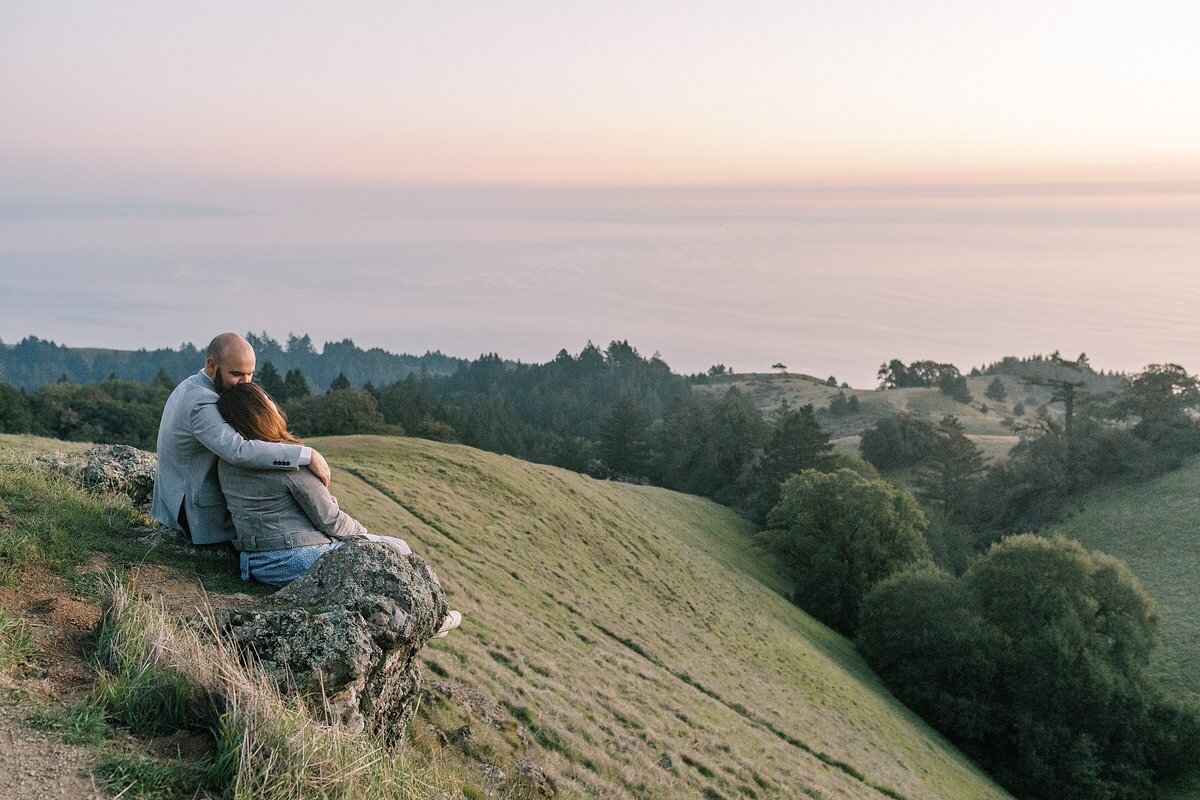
[307,449,331,486]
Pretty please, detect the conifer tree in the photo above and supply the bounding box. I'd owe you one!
[599,396,648,477]
[915,415,989,520]
[283,369,310,400]
[744,402,833,522]
[256,361,286,400]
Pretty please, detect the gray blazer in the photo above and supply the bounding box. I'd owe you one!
[218,461,368,551]
[151,369,306,544]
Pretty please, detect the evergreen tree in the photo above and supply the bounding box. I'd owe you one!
[577,342,606,372]
[743,402,833,523]
[827,391,859,416]
[1113,363,1200,450]
[858,535,1195,800]
[914,416,989,521]
[286,388,393,437]
[985,377,1008,402]
[285,333,315,356]
[256,361,286,400]
[859,413,940,469]
[937,370,972,403]
[652,398,713,493]
[707,387,768,503]
[329,372,352,392]
[761,468,930,634]
[283,369,310,399]
[0,382,34,433]
[599,397,649,477]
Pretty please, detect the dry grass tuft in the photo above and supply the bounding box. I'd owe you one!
[95,576,473,800]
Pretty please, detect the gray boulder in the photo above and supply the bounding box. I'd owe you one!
[214,540,448,745]
[37,444,157,511]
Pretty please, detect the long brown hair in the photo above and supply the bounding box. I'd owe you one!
[216,382,303,444]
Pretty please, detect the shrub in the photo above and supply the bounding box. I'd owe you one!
[285,388,397,437]
[760,469,930,633]
[858,414,940,469]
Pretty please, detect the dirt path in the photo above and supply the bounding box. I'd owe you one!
[0,692,105,800]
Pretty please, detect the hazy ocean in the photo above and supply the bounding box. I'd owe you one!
[3,183,1200,387]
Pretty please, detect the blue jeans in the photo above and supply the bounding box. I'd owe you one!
[240,539,345,587]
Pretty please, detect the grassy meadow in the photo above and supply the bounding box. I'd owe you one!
[1049,456,1200,699]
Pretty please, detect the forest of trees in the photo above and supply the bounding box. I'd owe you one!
[0,334,463,390]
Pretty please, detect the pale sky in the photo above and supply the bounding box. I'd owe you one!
[4,1,1200,190]
[5,2,1200,381]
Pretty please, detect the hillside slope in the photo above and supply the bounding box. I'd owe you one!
[1049,457,1200,699]
[315,435,1009,799]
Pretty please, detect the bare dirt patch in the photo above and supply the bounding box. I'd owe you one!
[0,567,101,702]
[125,563,262,616]
[0,697,105,800]
[0,565,107,797]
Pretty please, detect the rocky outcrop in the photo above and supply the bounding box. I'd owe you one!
[213,540,448,745]
[34,445,445,744]
[37,444,157,511]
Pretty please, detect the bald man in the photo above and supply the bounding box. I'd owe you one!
[151,332,332,545]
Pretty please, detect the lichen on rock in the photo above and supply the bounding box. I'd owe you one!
[213,540,448,745]
[36,444,157,511]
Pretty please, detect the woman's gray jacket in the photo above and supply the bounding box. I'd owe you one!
[218,461,368,552]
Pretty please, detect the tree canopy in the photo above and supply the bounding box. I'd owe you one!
[760,468,930,633]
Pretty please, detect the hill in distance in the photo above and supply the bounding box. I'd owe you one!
[696,372,1087,462]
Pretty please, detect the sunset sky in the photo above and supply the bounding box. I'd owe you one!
[4,2,1200,382]
[4,1,1200,191]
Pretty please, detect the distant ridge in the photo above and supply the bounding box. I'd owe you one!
[0,333,466,391]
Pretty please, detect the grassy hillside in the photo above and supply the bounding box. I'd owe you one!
[314,434,1009,799]
[1049,456,1200,699]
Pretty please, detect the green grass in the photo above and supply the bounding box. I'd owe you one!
[0,449,259,596]
[314,434,1011,800]
[28,701,114,745]
[1049,456,1200,699]
[0,605,37,674]
[93,751,212,800]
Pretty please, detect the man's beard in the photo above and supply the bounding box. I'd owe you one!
[213,367,232,393]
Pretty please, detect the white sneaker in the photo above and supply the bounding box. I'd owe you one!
[433,610,462,639]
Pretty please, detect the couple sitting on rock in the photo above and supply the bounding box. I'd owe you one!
[150,332,461,638]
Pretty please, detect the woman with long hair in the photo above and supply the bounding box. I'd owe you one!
[215,382,460,636]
